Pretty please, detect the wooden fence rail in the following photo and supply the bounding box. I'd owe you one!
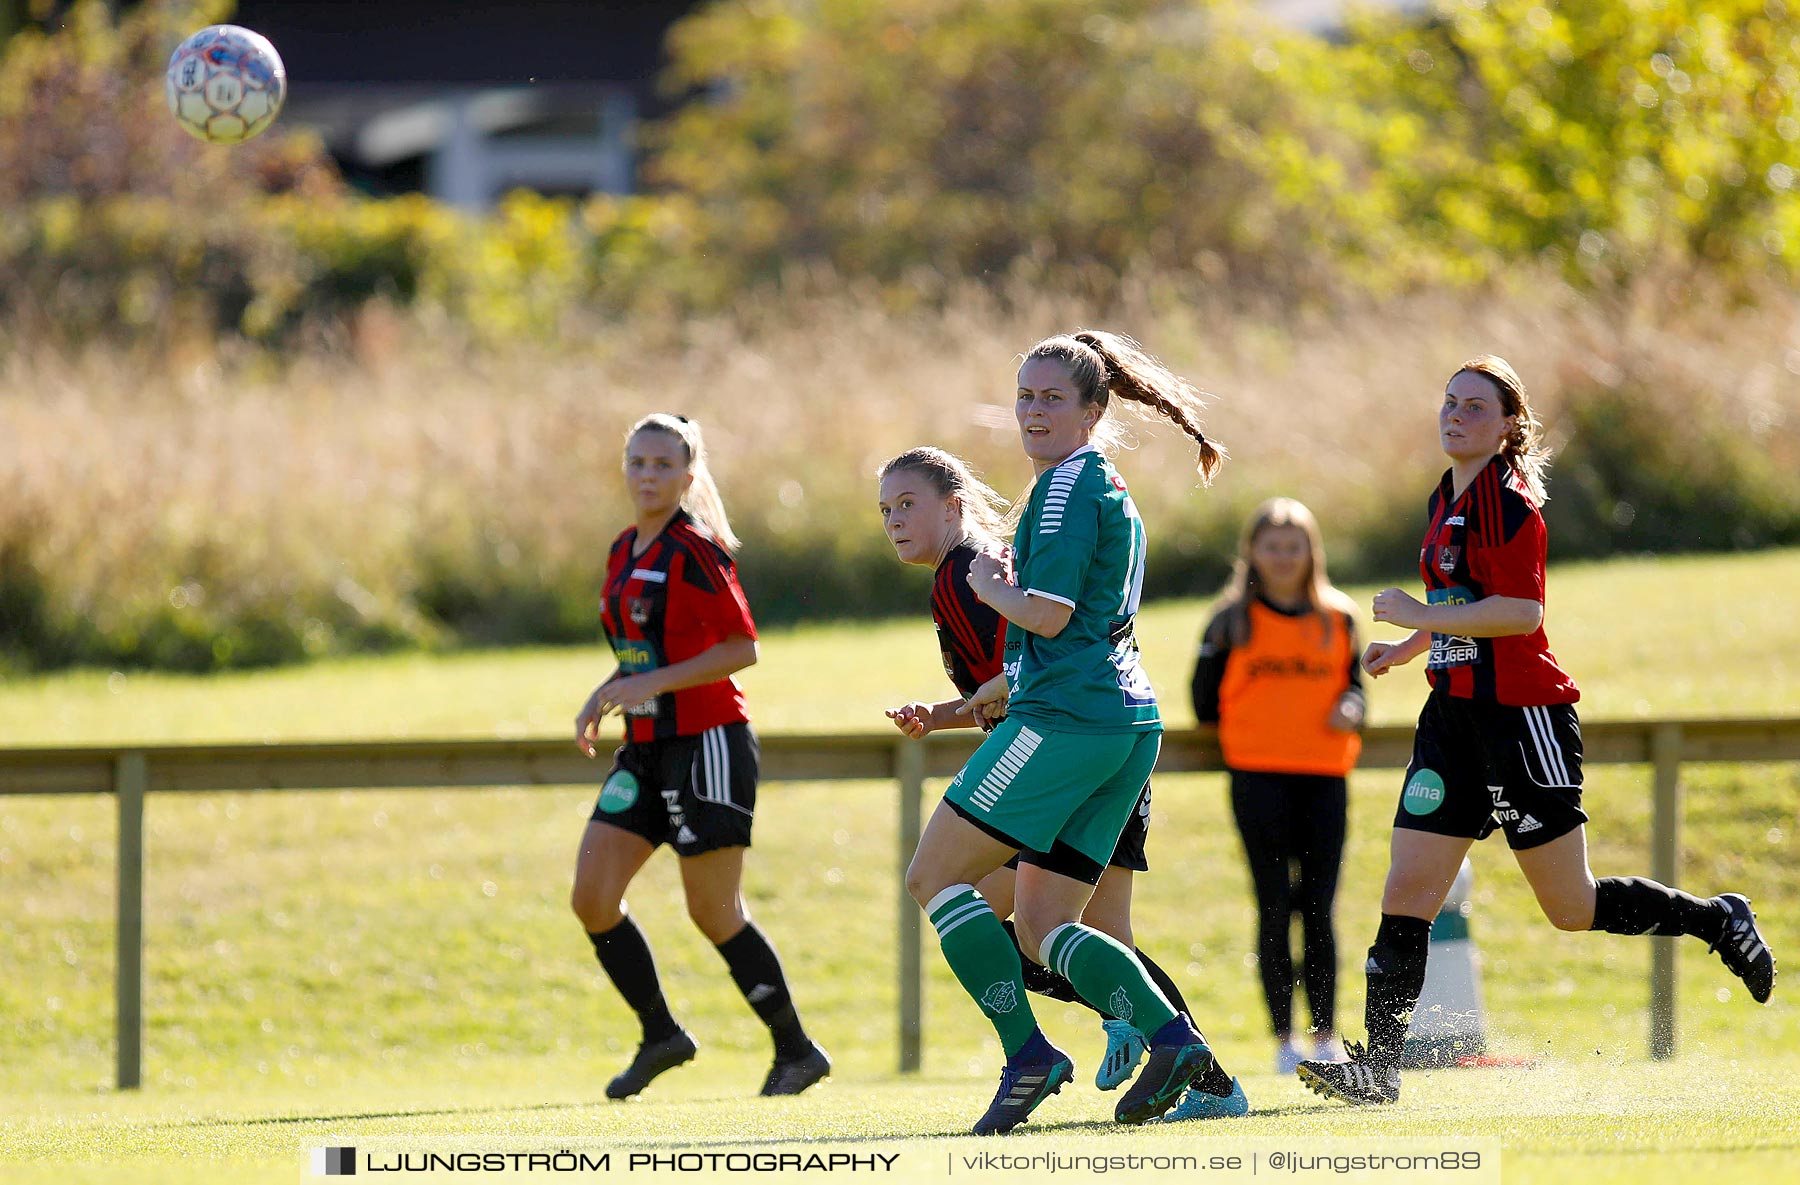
[4,716,1797,1089]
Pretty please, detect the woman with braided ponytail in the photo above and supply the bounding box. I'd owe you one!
[902,331,1235,1134]
[1297,357,1776,1107]
[877,446,1247,1122]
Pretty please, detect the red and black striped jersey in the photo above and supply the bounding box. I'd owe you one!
[931,542,1007,698]
[599,510,758,743]
[1420,455,1579,706]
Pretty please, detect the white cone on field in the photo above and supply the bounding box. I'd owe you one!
[1402,856,1487,1068]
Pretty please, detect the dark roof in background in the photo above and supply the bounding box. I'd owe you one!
[231,1,698,88]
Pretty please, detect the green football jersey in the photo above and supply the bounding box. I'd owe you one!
[1003,446,1161,733]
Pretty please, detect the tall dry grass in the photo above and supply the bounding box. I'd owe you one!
[3,275,1797,669]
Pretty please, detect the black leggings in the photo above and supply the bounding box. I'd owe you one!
[1229,770,1348,1036]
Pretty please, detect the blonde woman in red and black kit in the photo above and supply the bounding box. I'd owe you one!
[1192,498,1363,1076]
[573,414,829,1101]
[1298,357,1775,1107]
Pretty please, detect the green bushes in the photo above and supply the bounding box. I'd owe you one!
[6,279,1796,674]
[0,190,692,345]
[655,0,1800,298]
[1553,381,1800,555]
[11,1,1800,345]
[4,1,1800,671]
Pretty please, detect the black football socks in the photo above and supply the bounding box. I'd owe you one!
[1592,876,1728,939]
[588,915,681,1042]
[715,922,814,1061]
[1363,914,1430,1067]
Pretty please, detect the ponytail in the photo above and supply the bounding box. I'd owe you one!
[1025,331,1226,485]
[626,413,742,551]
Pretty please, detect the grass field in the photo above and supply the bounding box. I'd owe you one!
[2,550,1798,1182]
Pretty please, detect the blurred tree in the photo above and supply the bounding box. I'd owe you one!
[652,0,1397,299]
[0,0,337,207]
[1277,0,1800,288]
[653,0,1800,297]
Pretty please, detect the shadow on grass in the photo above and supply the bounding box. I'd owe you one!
[618,1107,1326,1146]
[146,1099,602,1128]
[144,1085,1332,1137]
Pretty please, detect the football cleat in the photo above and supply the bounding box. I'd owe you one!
[759,1044,832,1096]
[1711,894,1776,1004]
[972,1049,1075,1136]
[1115,1040,1212,1125]
[1161,1076,1249,1121]
[1095,1019,1148,1090]
[606,1029,698,1100]
[1296,1040,1400,1105]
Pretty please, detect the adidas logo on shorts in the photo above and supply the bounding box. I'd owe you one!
[1516,815,1543,834]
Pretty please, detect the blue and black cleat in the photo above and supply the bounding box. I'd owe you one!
[972,1049,1076,1135]
[1115,1040,1212,1125]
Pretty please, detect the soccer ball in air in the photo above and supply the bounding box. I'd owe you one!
[165,25,287,145]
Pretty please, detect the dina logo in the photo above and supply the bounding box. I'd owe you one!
[598,770,639,814]
[1108,987,1133,1022]
[312,1147,356,1176]
[981,981,1019,1014]
[1402,769,1447,816]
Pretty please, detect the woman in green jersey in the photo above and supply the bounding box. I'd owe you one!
[903,331,1225,1134]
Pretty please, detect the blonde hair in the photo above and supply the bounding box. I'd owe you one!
[1454,355,1552,504]
[626,414,741,552]
[1209,497,1357,649]
[1024,330,1226,484]
[878,447,1009,547]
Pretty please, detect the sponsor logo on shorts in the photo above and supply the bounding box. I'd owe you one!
[1516,814,1543,834]
[598,770,639,813]
[1402,769,1446,816]
[1488,784,1519,824]
[981,981,1019,1014]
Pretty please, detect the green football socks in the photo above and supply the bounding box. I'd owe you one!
[927,885,1038,1057]
[1043,922,1178,1037]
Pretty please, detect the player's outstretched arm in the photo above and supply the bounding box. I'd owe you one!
[1372,587,1543,637]
[1362,632,1430,678]
[966,552,1073,638]
[955,673,1011,729]
[575,666,622,757]
[588,636,758,723]
[886,697,977,739]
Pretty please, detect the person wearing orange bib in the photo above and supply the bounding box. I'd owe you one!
[1192,498,1364,1075]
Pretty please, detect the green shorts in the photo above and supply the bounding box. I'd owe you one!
[944,716,1162,870]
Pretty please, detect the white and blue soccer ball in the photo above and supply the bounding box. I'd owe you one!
[165,25,287,145]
